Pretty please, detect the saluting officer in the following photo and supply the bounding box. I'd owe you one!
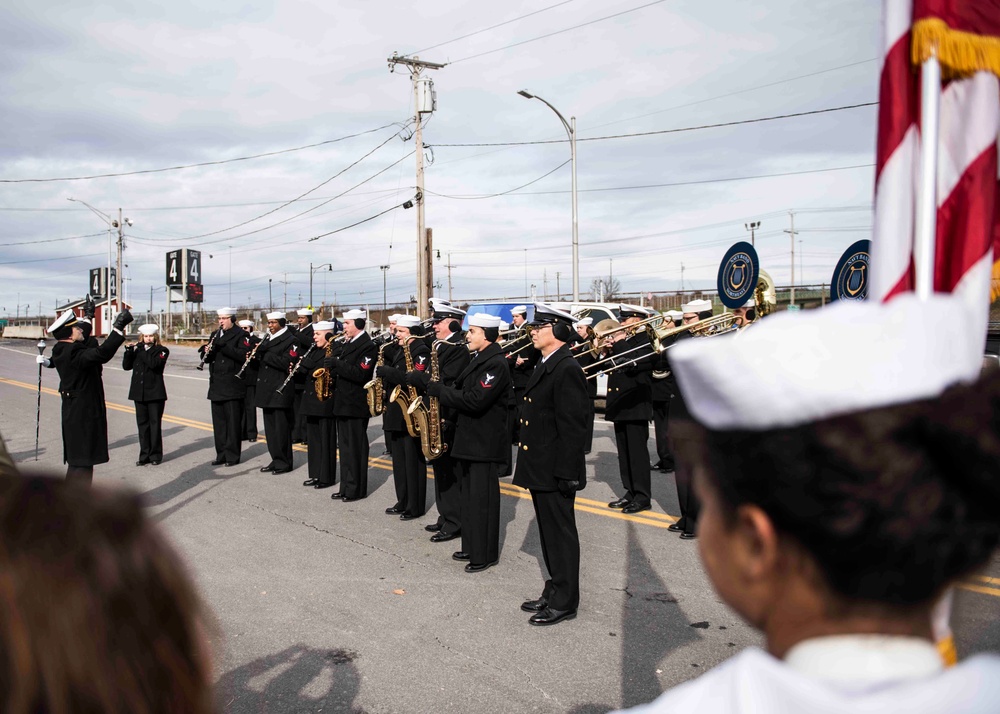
[412,299,470,542]
[423,313,512,573]
[200,307,250,467]
[374,314,431,520]
[237,319,260,441]
[299,320,339,490]
[42,307,132,484]
[255,311,298,474]
[605,305,655,514]
[122,323,169,466]
[291,307,315,444]
[513,304,589,626]
[326,309,377,501]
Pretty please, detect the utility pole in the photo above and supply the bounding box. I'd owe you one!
[543,268,548,301]
[282,272,288,313]
[388,52,444,318]
[445,252,456,302]
[380,265,390,323]
[681,263,685,292]
[784,211,797,308]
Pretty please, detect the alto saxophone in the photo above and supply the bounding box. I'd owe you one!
[312,341,334,401]
[390,336,421,438]
[363,342,392,417]
[407,339,449,461]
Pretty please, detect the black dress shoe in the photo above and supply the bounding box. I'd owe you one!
[667,523,683,532]
[608,497,631,509]
[520,597,548,613]
[136,460,148,466]
[399,512,419,521]
[622,502,651,514]
[314,482,335,489]
[150,459,161,466]
[430,531,459,543]
[465,560,498,573]
[225,461,239,467]
[330,492,345,499]
[272,468,292,475]
[452,551,470,561]
[260,465,275,473]
[212,459,226,466]
[303,479,319,487]
[650,461,664,471]
[342,495,362,502]
[424,523,443,532]
[248,437,258,442]
[529,607,577,626]
[680,532,698,540]
[385,506,405,515]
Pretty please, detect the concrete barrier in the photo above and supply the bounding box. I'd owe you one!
[2,326,46,339]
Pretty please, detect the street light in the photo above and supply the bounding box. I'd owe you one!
[67,198,132,316]
[518,89,579,302]
[309,263,332,308]
[744,221,761,247]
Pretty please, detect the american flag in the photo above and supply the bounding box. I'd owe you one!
[870,0,1000,323]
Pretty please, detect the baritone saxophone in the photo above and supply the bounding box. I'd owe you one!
[363,342,392,416]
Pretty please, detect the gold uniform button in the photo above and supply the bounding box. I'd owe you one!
[524,420,528,426]
[522,445,528,451]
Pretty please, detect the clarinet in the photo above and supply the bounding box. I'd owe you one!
[196,331,219,371]
[236,334,269,380]
[276,344,316,394]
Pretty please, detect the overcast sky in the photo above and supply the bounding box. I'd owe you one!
[0,0,880,317]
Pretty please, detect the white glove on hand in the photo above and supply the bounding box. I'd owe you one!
[36,356,50,367]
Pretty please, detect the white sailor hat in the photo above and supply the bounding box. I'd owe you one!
[665,310,684,321]
[499,320,510,331]
[265,311,285,321]
[618,304,646,319]
[342,309,367,321]
[238,319,255,328]
[469,313,503,329]
[314,320,337,332]
[530,303,576,327]
[297,308,314,317]
[217,307,237,317]
[510,305,528,316]
[681,299,713,314]
[388,314,400,323]
[671,293,982,431]
[737,298,754,309]
[137,324,159,335]
[574,317,593,328]
[395,315,422,328]
[48,309,79,335]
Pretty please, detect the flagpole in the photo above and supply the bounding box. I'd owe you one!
[913,48,941,301]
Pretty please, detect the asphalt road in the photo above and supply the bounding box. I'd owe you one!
[1,337,997,713]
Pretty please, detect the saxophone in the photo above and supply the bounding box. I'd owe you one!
[390,336,421,438]
[312,341,334,401]
[363,342,392,417]
[407,339,448,461]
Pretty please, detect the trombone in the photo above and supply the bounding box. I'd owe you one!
[574,314,664,360]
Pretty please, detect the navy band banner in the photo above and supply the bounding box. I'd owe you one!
[830,240,871,302]
[717,241,760,309]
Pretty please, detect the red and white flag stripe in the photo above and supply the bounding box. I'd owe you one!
[871,0,1000,333]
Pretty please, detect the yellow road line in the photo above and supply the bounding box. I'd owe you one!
[976,576,1000,586]
[958,582,1000,598]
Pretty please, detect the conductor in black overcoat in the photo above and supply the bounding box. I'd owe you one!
[200,307,250,467]
[122,323,169,466]
[513,304,589,627]
[254,311,298,474]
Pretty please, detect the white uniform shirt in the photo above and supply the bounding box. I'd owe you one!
[618,635,1000,714]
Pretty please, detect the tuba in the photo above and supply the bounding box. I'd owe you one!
[312,341,334,401]
[407,340,450,461]
[363,342,392,416]
[753,269,777,319]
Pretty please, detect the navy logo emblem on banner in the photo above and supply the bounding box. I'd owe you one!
[717,241,760,309]
[830,240,871,302]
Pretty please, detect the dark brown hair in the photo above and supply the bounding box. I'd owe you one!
[679,370,1000,608]
[0,475,215,714]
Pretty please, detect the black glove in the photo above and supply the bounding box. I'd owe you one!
[113,309,134,331]
[83,295,96,320]
[426,380,443,398]
[557,480,579,498]
[124,343,135,352]
[405,371,430,390]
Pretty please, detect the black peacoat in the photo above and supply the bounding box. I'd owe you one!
[604,332,654,423]
[203,325,250,402]
[51,331,126,467]
[427,342,512,463]
[122,343,169,402]
[329,331,378,418]
[377,338,430,433]
[254,329,298,409]
[512,345,590,492]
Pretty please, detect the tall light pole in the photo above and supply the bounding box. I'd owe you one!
[380,265,390,322]
[744,221,760,247]
[518,90,579,302]
[68,199,131,321]
[309,263,332,308]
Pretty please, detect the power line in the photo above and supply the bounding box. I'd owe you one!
[307,202,410,243]
[428,102,877,148]
[425,160,570,199]
[0,122,405,184]
[448,0,670,64]
[406,0,580,56]
[0,231,105,247]
[0,252,105,265]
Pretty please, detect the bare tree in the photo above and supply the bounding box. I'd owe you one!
[589,276,621,302]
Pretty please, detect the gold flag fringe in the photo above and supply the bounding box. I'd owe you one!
[991,260,1000,304]
[912,18,1000,79]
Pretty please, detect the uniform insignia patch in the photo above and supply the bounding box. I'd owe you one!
[416,356,427,371]
[361,356,373,370]
[480,372,496,388]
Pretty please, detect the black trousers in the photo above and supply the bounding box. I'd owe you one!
[306,416,337,485]
[671,435,699,536]
[651,400,674,468]
[211,399,243,464]
[134,399,165,463]
[242,386,258,440]
[66,466,93,485]
[458,460,501,566]
[613,420,651,507]
[292,389,308,443]
[337,416,370,498]
[388,431,427,516]
[431,450,462,535]
[530,489,580,611]
[583,399,595,453]
[262,407,293,471]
